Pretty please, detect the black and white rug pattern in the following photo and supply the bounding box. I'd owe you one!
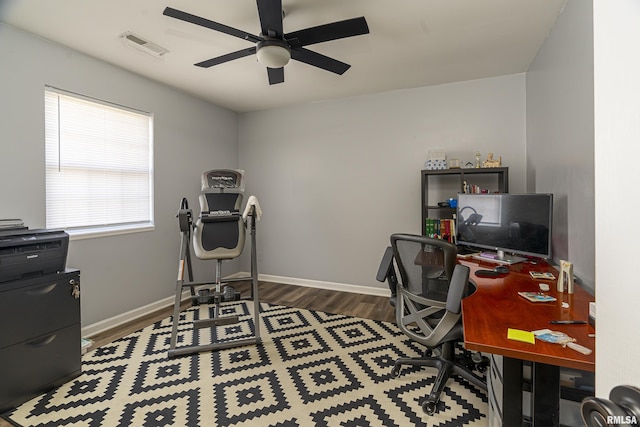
[5,302,487,426]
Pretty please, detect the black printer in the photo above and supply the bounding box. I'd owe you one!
[0,229,69,284]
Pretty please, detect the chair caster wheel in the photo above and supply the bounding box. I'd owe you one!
[422,399,438,415]
[471,352,484,363]
[391,366,401,378]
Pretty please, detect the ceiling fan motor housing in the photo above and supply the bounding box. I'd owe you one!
[256,38,291,68]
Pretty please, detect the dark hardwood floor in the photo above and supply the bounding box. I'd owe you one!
[0,282,394,425]
[91,281,395,353]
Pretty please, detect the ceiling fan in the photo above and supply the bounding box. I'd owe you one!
[163,1,369,85]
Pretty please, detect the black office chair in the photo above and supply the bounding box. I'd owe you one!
[377,233,487,415]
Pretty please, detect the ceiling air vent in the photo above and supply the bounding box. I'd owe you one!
[120,31,169,58]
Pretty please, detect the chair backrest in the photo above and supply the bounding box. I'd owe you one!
[193,169,246,260]
[390,233,469,347]
[391,233,457,298]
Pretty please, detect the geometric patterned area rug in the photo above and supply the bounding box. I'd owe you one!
[3,302,487,427]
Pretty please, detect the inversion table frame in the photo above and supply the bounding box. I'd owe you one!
[168,200,260,358]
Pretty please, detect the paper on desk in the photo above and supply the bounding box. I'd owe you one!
[507,328,536,344]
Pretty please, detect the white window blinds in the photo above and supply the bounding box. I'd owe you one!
[45,88,154,236]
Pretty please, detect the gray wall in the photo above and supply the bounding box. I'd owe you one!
[0,23,239,326]
[525,0,594,292]
[239,75,527,290]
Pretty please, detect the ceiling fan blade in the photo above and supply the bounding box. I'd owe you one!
[194,47,256,68]
[256,0,284,38]
[285,17,369,47]
[267,67,285,85]
[291,48,351,75]
[163,7,261,43]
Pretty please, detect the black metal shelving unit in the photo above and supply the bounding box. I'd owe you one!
[421,167,509,236]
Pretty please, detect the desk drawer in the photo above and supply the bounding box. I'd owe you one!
[0,323,81,412]
[488,354,504,426]
[489,355,503,407]
[488,395,502,427]
[0,271,80,349]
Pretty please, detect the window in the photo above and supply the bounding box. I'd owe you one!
[45,87,154,238]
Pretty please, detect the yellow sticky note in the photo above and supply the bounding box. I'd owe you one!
[507,328,535,344]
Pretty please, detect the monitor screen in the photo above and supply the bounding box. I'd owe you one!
[456,193,553,260]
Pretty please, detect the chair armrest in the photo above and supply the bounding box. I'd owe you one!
[446,264,470,314]
[376,246,394,282]
[376,246,398,305]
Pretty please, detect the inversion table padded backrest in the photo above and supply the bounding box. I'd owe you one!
[193,169,245,260]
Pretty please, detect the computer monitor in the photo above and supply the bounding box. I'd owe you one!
[456,193,553,264]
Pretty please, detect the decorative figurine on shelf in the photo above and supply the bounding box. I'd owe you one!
[482,152,502,168]
[475,151,481,168]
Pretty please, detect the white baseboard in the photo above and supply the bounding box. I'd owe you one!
[81,291,186,337]
[255,273,391,297]
[81,273,390,338]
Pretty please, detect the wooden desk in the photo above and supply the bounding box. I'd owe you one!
[460,258,595,426]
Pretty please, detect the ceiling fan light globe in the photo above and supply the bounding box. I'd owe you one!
[257,44,291,68]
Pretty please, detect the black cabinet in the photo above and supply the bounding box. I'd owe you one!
[421,167,509,235]
[0,269,81,412]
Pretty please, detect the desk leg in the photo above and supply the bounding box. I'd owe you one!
[531,362,560,427]
[502,357,523,426]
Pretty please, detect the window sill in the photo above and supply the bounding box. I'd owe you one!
[67,223,155,241]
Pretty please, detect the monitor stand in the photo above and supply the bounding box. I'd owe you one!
[473,250,526,265]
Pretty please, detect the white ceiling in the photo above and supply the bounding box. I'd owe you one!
[1,0,567,113]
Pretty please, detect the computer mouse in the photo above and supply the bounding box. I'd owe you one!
[475,269,499,278]
[494,266,510,274]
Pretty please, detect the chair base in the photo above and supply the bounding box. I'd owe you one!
[392,343,487,415]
